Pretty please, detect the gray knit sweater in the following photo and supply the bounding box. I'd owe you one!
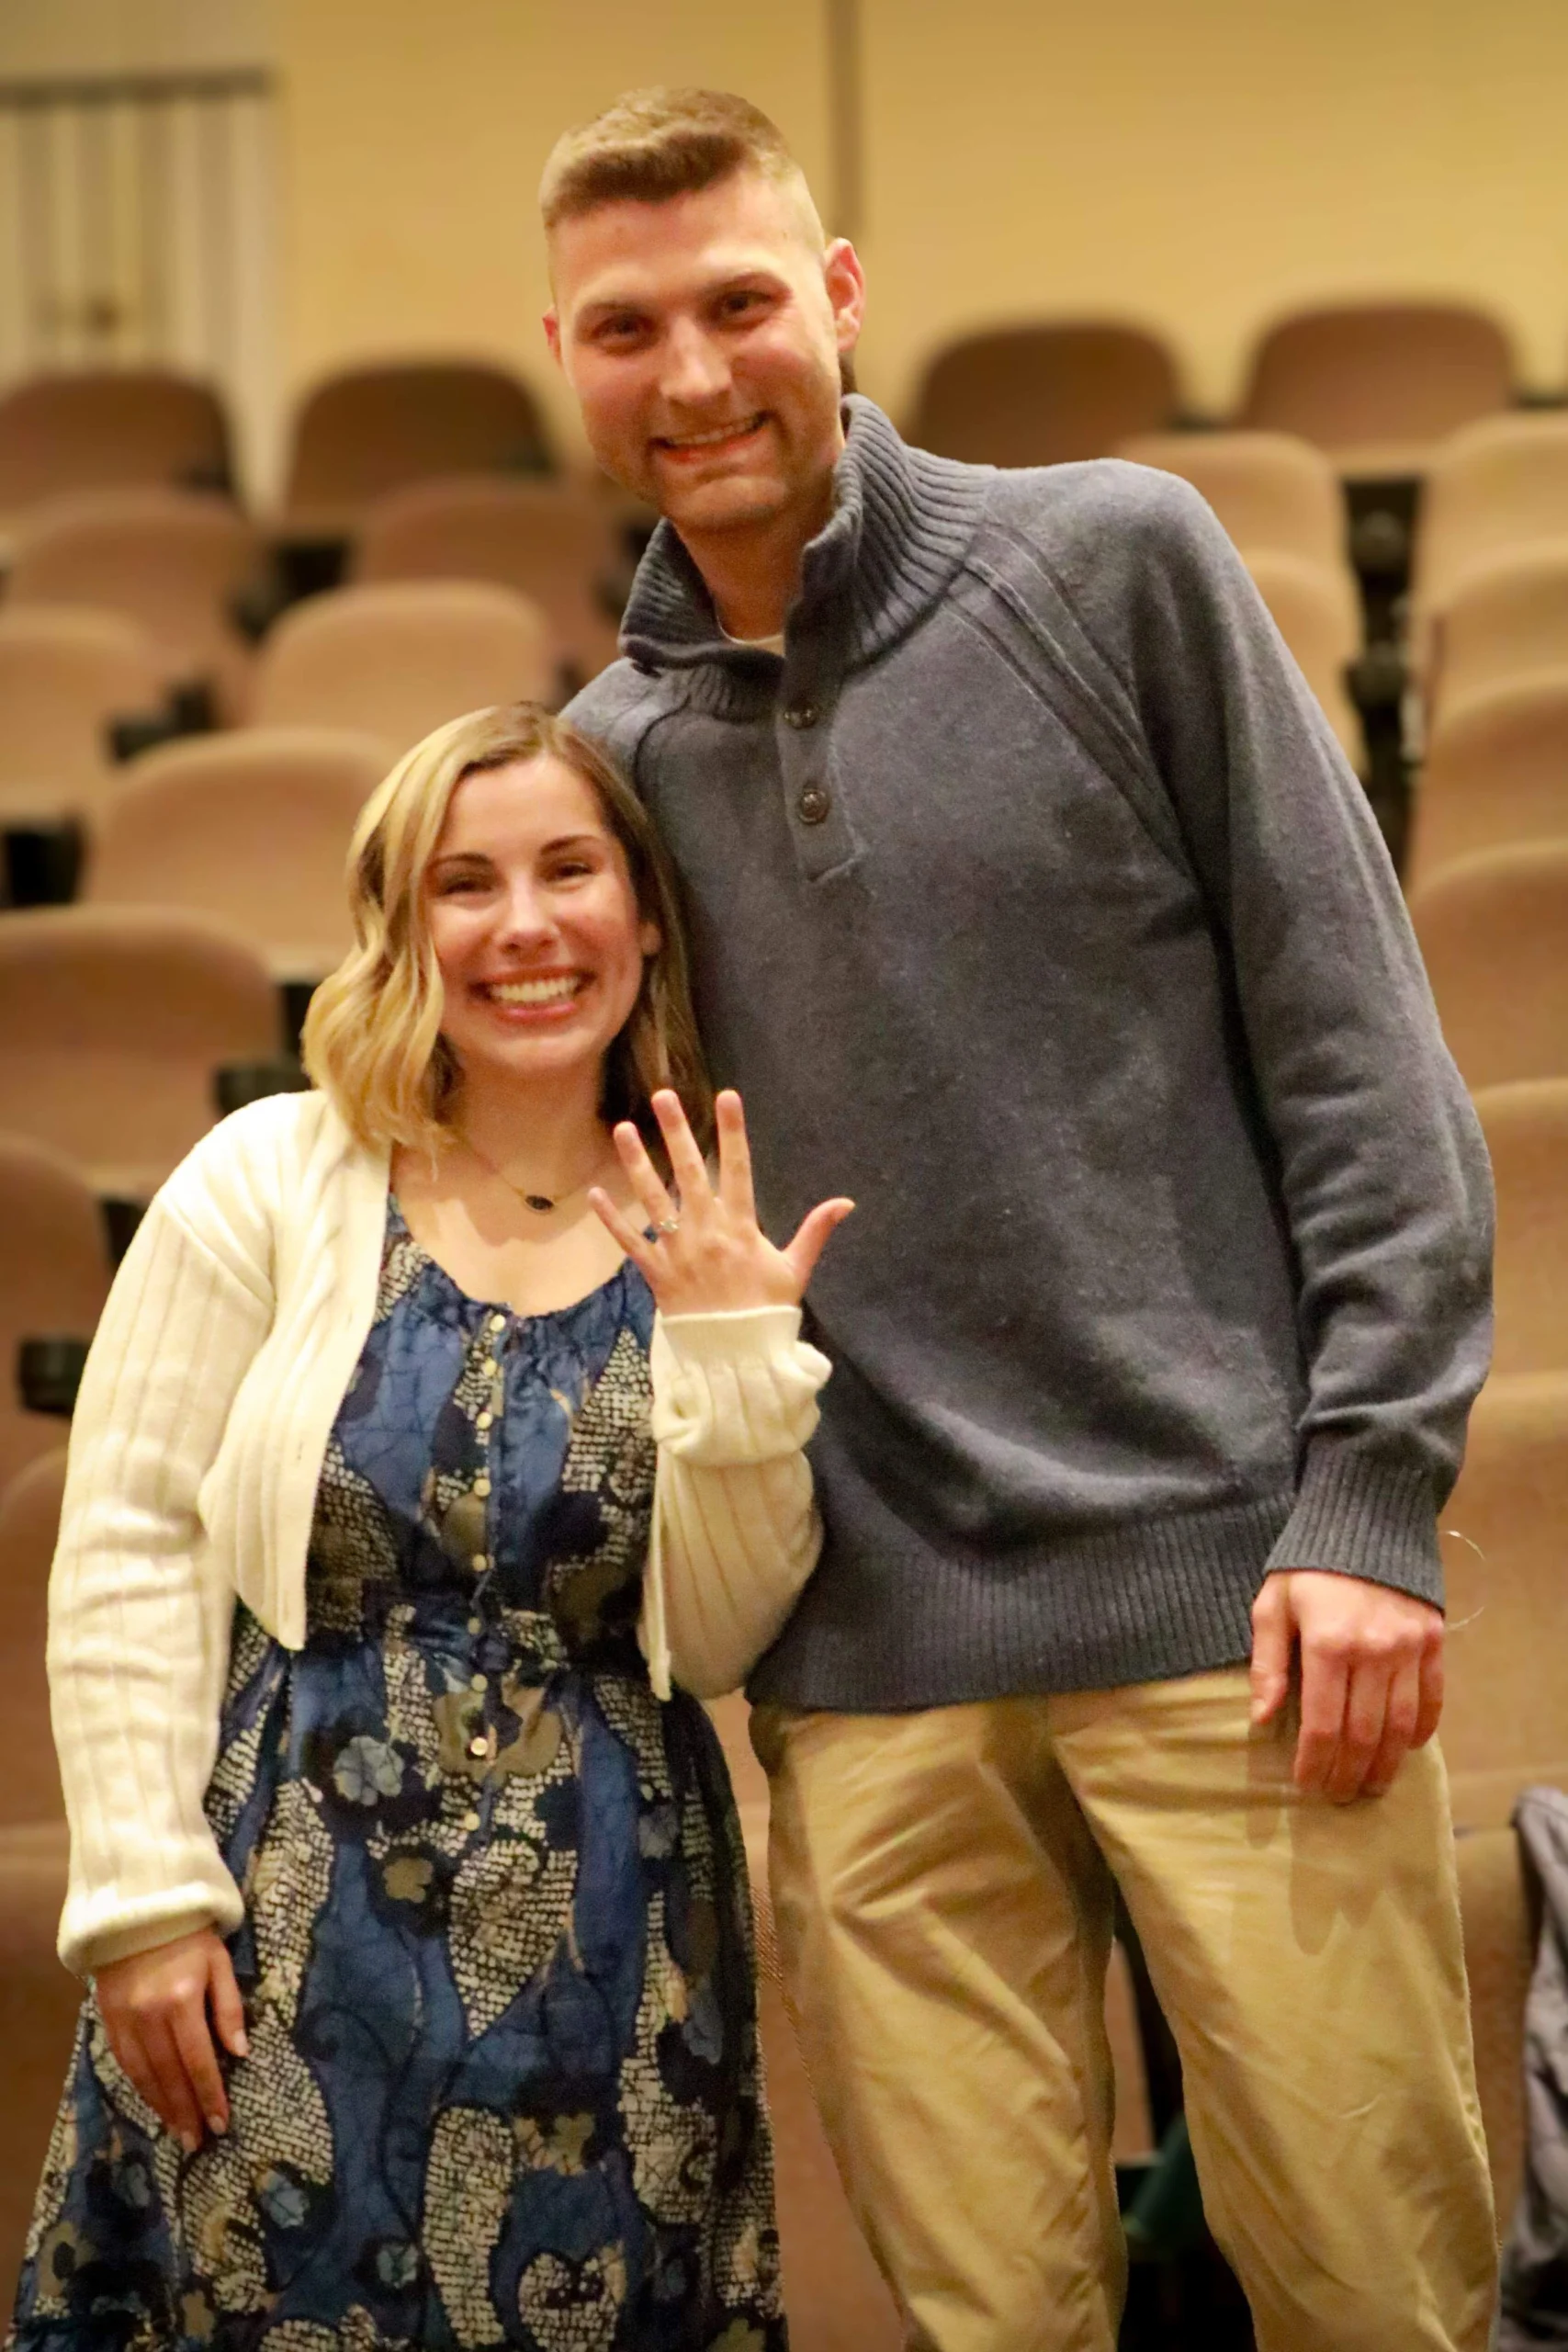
[566,397,1493,1713]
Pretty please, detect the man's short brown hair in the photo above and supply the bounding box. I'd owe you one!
[540,87,809,233]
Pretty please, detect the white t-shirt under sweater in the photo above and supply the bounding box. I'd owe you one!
[47,1091,830,1974]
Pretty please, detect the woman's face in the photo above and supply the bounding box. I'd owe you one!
[423,752,660,1097]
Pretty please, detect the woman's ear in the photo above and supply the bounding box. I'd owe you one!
[638,919,662,958]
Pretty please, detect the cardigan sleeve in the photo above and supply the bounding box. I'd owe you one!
[49,1189,275,1976]
[638,1305,832,1701]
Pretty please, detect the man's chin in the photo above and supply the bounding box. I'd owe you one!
[659,476,793,537]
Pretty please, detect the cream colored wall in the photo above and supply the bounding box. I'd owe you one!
[275,0,829,467]
[275,0,1568,463]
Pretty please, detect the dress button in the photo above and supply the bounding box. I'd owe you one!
[471,1552,489,1573]
[797,784,830,826]
[476,1411,492,1431]
[461,1809,481,1832]
[784,700,818,729]
[467,1616,482,1635]
[469,1672,487,1692]
[474,1476,491,1498]
[481,1356,498,1376]
[488,1312,507,1335]
[468,1734,490,1758]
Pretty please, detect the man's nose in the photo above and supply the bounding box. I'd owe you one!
[660,318,731,407]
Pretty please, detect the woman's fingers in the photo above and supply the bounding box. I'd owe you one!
[610,1119,680,1233]
[781,1199,855,1294]
[171,1988,230,2137]
[209,1942,250,2062]
[650,1090,713,1210]
[139,2016,205,2152]
[713,1090,758,1225]
[587,1186,660,1284]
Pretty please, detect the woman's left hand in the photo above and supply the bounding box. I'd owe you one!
[589,1089,853,1317]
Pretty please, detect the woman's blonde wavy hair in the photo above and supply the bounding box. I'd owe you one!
[302,703,712,1159]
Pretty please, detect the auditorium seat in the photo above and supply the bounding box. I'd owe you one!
[1238,303,1515,478]
[0,608,163,831]
[1413,413,1568,670]
[6,489,265,722]
[1426,557,1568,736]
[0,1819,77,2316]
[1244,550,1364,766]
[1454,1823,1532,2235]
[1409,842,1568,1089]
[0,1146,107,1499]
[278,362,554,540]
[252,581,559,751]
[1473,1080,1568,1381]
[0,1449,67,1830]
[908,322,1179,467]
[1117,430,1348,571]
[354,475,626,684]
[0,907,279,1201]
[1410,674,1568,888]
[1442,1374,1568,1835]
[84,728,390,983]
[0,368,231,532]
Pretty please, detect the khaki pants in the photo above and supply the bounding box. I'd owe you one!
[752,1668,1497,2352]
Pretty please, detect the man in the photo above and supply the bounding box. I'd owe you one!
[543,87,1497,2351]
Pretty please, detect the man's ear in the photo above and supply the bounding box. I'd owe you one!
[543,306,564,370]
[824,238,867,356]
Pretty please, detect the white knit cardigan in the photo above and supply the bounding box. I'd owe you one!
[47,1091,830,1976]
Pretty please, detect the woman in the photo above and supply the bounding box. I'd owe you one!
[11,703,850,2352]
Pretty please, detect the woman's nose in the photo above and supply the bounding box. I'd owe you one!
[494,881,555,944]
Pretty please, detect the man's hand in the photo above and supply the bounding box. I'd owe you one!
[1249,1569,1445,1803]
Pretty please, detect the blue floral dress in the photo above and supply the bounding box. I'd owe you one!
[10,1201,786,2352]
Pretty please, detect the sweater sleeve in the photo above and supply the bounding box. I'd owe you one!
[639,1305,832,1701]
[1112,469,1494,1602]
[49,1187,275,1975]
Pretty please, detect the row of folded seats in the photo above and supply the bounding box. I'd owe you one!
[2,317,1567,2334]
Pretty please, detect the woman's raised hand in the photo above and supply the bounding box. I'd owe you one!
[589,1089,852,1317]
[96,1927,249,2153]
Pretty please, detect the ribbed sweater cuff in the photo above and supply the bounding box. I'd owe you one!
[1266,1447,1442,1607]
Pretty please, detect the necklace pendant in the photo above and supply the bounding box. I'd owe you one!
[523,1193,556,1215]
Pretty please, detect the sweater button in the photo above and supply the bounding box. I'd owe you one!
[797,783,830,825]
[784,700,818,729]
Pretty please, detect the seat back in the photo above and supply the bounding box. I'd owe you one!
[0,367,230,518]
[1409,842,1568,1090]
[281,362,552,535]
[1442,1374,1568,1827]
[253,581,558,751]
[0,1148,107,1498]
[1473,1081,1568,1380]
[1427,556,1568,737]
[355,475,625,681]
[0,1450,69,1827]
[1118,430,1347,570]
[0,907,279,1200]
[1239,303,1513,470]
[1244,550,1363,765]
[1414,414,1568,639]
[1453,1824,1532,2235]
[0,1820,77,2317]
[85,727,391,980]
[6,488,262,718]
[909,322,1179,467]
[1413,673,1568,888]
[0,608,163,826]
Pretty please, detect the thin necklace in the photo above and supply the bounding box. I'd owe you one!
[457,1126,610,1217]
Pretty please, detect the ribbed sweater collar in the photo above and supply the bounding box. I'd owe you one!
[618,397,987,711]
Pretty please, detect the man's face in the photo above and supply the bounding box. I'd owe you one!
[546,169,864,543]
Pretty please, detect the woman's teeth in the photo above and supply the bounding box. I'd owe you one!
[486,976,583,1004]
